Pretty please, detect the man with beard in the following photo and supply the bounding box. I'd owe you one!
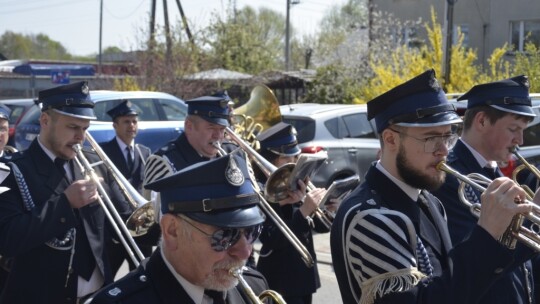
[330,69,533,304]
[88,152,270,303]
[432,75,537,304]
[0,81,132,304]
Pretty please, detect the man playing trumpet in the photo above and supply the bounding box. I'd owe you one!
[330,69,534,304]
[432,75,537,303]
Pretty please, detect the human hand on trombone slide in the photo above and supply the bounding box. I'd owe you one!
[64,176,103,209]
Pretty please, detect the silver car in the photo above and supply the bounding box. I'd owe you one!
[280,103,380,188]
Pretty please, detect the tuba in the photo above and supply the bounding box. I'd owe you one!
[232,85,282,148]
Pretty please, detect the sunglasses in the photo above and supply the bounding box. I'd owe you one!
[177,214,262,252]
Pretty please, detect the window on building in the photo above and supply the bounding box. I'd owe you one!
[453,24,469,48]
[510,20,540,52]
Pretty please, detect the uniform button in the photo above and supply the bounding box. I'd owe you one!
[139,275,147,282]
[60,217,66,223]
[494,268,504,274]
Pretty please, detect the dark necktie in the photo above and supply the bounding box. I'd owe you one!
[205,289,226,304]
[126,146,134,171]
[54,158,67,176]
[483,166,498,180]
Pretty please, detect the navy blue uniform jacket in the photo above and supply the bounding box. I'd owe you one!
[331,164,518,304]
[0,140,132,304]
[432,140,535,303]
[99,138,151,193]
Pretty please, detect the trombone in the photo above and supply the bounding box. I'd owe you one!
[214,137,315,268]
[84,131,156,237]
[72,144,146,266]
[436,161,540,252]
[230,267,287,304]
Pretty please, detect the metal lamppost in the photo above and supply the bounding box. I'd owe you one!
[285,0,300,71]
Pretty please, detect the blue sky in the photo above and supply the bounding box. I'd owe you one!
[0,0,347,56]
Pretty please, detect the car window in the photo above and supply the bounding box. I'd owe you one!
[282,117,315,143]
[7,105,26,124]
[524,107,540,146]
[324,117,346,139]
[158,98,187,121]
[19,105,41,125]
[342,113,376,139]
[94,99,159,122]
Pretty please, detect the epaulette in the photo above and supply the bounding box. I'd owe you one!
[157,141,176,155]
[91,269,151,302]
[1,151,25,162]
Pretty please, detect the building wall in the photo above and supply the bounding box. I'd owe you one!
[371,0,540,68]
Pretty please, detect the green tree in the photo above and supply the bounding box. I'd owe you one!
[202,5,285,74]
[0,31,71,60]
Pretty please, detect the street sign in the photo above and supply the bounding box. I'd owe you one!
[51,70,70,84]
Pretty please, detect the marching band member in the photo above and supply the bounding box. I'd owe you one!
[254,122,330,304]
[0,82,132,303]
[150,92,235,173]
[99,100,154,274]
[432,75,537,303]
[330,69,533,304]
[88,152,269,303]
[0,104,14,158]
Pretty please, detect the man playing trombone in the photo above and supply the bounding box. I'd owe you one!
[88,152,271,303]
[330,69,534,304]
[432,75,537,303]
[0,81,133,304]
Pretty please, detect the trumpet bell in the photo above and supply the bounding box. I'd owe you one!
[264,163,295,203]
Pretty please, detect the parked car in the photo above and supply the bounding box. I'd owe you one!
[14,90,187,152]
[279,103,380,188]
[0,98,36,146]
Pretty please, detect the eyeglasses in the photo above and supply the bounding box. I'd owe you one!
[389,128,458,153]
[177,214,262,252]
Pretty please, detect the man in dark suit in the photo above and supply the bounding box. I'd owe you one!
[330,69,534,304]
[100,100,151,194]
[432,75,537,304]
[99,100,154,274]
[88,152,271,303]
[0,81,132,304]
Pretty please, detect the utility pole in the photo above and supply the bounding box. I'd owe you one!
[98,0,103,75]
[442,0,457,86]
[162,0,172,64]
[285,0,300,71]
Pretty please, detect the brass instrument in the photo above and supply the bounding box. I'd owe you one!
[232,85,282,147]
[510,146,540,199]
[436,161,540,252]
[85,131,156,236]
[3,145,17,154]
[214,140,315,268]
[72,144,146,266]
[230,266,287,304]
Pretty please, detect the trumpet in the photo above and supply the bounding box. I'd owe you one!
[214,138,315,268]
[436,161,540,252]
[72,144,145,266]
[510,146,540,199]
[230,266,287,304]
